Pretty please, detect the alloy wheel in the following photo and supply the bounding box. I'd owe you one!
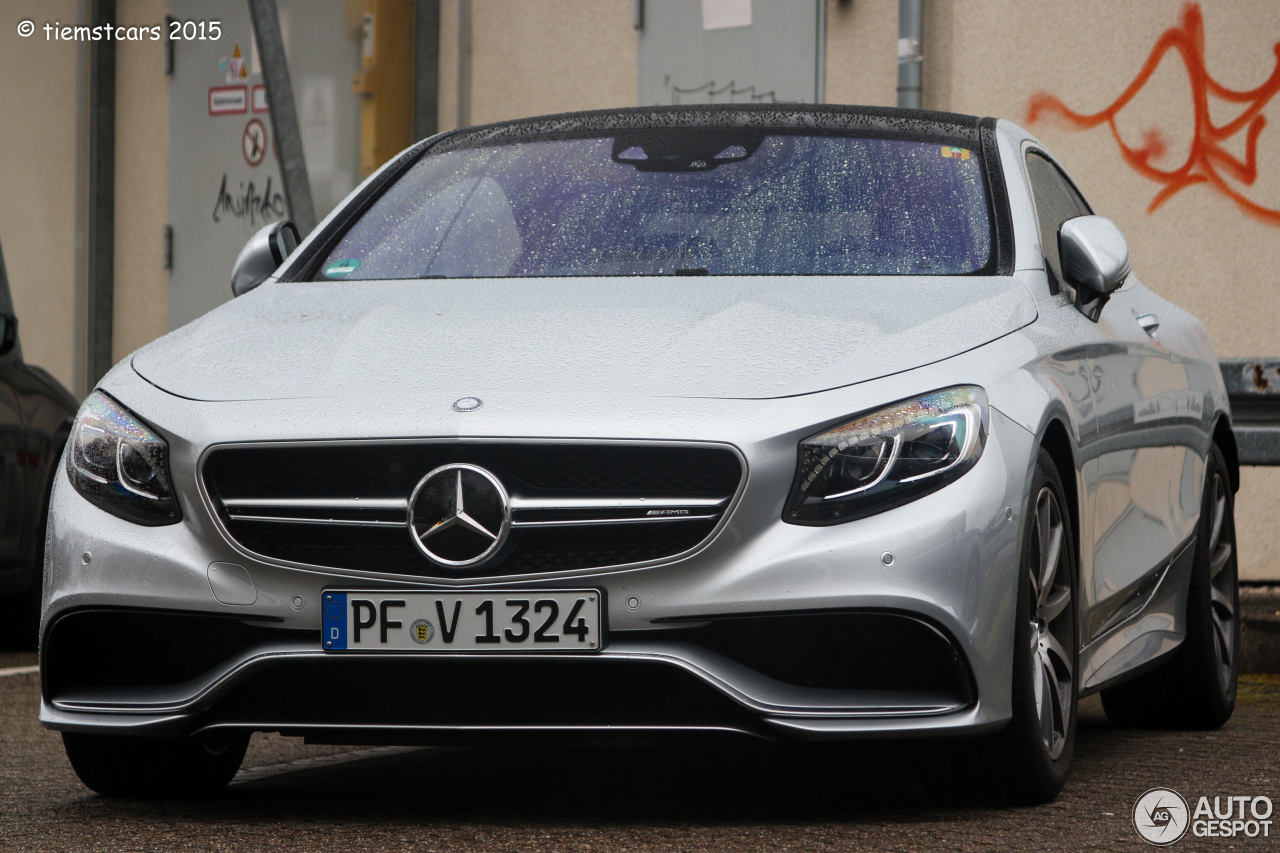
[1029,485,1074,760]
[1207,472,1236,691]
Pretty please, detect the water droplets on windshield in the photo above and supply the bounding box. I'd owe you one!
[318,131,993,280]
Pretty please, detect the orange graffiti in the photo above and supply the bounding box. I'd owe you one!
[1026,3,1280,224]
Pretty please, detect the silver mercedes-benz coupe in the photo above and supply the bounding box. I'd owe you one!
[42,105,1240,803]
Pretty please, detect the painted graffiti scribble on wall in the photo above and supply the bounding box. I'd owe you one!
[662,75,777,105]
[1026,3,1280,224]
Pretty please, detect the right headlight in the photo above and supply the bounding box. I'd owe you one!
[66,391,181,526]
[785,386,988,525]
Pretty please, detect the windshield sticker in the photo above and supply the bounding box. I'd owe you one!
[325,258,361,276]
[941,146,971,160]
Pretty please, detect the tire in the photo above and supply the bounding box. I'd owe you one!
[1100,444,1238,730]
[62,731,250,797]
[971,448,1078,804]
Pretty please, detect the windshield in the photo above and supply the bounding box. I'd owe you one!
[318,131,993,279]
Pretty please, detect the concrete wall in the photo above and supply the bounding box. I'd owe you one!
[0,0,82,395]
[824,0,896,108]
[437,0,636,132]
[112,0,169,364]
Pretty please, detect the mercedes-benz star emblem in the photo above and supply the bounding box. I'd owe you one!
[408,463,510,568]
[451,397,483,412]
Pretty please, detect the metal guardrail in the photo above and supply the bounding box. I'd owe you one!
[1220,359,1280,465]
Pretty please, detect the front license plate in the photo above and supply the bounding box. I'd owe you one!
[322,590,603,652]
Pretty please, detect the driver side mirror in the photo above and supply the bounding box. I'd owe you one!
[230,220,301,297]
[1059,215,1130,322]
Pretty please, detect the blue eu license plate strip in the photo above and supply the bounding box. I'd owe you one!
[322,592,348,650]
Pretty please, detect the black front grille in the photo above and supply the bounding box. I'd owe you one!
[224,517,719,576]
[203,442,742,578]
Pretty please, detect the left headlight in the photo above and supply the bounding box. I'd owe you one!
[66,391,181,526]
[785,386,988,525]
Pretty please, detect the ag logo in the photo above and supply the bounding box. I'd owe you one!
[409,618,435,645]
[1134,788,1190,845]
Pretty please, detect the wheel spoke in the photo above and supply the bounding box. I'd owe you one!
[1042,631,1074,682]
[1037,655,1055,746]
[1041,586,1071,623]
[1210,542,1233,579]
[1040,522,1063,608]
[1209,484,1226,553]
[1044,655,1068,732]
[1031,645,1045,716]
[1210,583,1235,621]
[1211,611,1232,668]
[1036,492,1052,567]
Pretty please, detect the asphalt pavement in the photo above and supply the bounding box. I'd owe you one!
[2,651,1278,852]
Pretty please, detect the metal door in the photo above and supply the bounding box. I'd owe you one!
[637,0,825,106]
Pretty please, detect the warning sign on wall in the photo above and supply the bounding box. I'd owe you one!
[242,119,267,166]
[208,86,247,115]
[226,43,248,83]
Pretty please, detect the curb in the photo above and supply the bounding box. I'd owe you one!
[1242,585,1280,674]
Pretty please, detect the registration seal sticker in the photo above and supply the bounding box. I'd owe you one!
[409,618,435,645]
[324,258,361,276]
[940,146,971,160]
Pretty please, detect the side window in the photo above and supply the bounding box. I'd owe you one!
[1024,152,1092,293]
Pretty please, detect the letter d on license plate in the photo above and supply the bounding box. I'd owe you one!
[322,590,603,652]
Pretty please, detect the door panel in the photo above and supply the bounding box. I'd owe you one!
[1087,282,1203,604]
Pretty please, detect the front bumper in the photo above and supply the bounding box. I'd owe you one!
[41,389,1035,742]
[41,606,985,741]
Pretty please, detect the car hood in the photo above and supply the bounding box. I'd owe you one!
[131,276,1037,402]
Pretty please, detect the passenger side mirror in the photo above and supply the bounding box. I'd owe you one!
[230,220,301,297]
[0,312,16,357]
[1059,215,1130,322]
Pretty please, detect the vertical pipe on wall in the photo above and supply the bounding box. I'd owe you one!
[456,0,471,128]
[814,0,827,104]
[897,0,923,109]
[86,0,116,388]
[414,0,441,141]
[248,0,317,236]
[73,0,89,396]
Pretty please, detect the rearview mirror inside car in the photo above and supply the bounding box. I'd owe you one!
[1059,215,1130,321]
[230,220,301,297]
